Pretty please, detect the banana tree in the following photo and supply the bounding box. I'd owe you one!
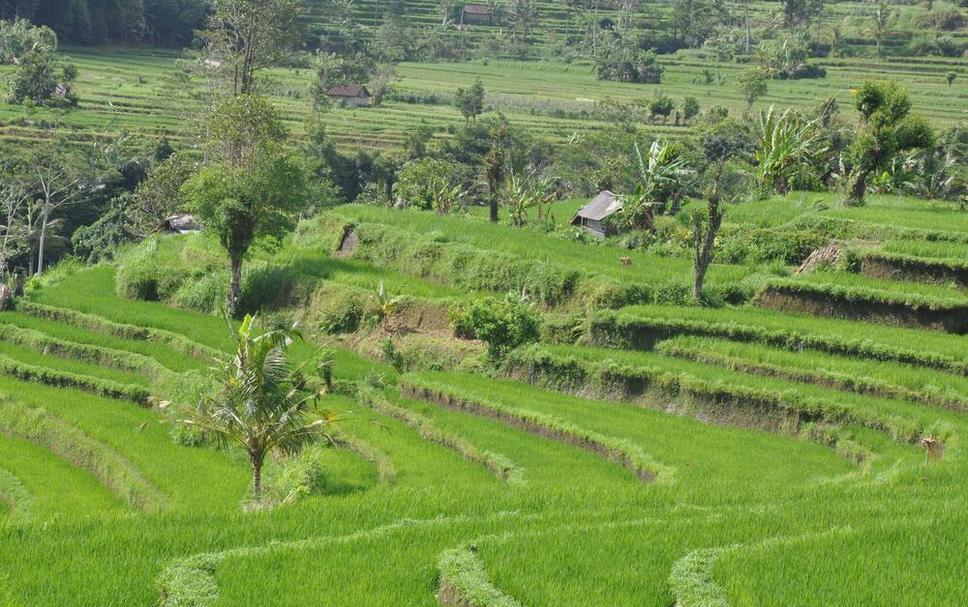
[633,140,691,213]
[754,105,827,195]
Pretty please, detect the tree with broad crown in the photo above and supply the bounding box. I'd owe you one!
[183,96,309,317]
[846,81,934,206]
[455,76,486,122]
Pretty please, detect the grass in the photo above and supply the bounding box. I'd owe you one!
[658,335,968,410]
[0,339,149,386]
[3,190,968,604]
[600,303,968,368]
[2,45,965,153]
[880,239,968,262]
[0,311,208,372]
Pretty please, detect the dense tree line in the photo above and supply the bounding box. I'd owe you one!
[0,0,207,45]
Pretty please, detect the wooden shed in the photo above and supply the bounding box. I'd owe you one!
[461,3,492,24]
[570,191,623,238]
[327,84,372,108]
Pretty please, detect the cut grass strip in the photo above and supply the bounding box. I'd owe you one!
[0,311,206,372]
[592,306,968,374]
[359,387,524,484]
[507,344,951,455]
[657,336,968,413]
[0,397,168,512]
[437,546,525,607]
[18,301,222,363]
[0,321,170,381]
[400,378,665,483]
[859,250,968,288]
[0,465,31,524]
[0,353,151,405]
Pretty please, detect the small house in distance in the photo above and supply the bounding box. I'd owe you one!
[461,3,491,24]
[327,84,371,108]
[571,190,623,239]
[161,213,201,234]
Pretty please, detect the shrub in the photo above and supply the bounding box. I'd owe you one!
[304,284,374,334]
[393,158,457,210]
[450,294,540,359]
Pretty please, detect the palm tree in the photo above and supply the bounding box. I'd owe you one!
[182,315,335,501]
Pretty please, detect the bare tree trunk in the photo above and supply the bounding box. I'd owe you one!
[36,209,49,277]
[229,252,244,317]
[744,0,752,53]
[693,168,725,303]
[847,167,870,206]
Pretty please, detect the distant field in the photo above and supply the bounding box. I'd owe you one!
[1,47,964,152]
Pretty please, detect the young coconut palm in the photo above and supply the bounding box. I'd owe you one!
[183,314,335,502]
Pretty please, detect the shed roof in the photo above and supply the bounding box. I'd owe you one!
[328,84,370,98]
[162,213,201,234]
[463,3,491,15]
[572,191,623,223]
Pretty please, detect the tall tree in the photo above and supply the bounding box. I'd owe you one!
[23,137,85,276]
[0,177,28,281]
[846,81,933,205]
[692,162,725,303]
[184,95,309,316]
[202,0,303,96]
[869,0,892,58]
[182,315,335,501]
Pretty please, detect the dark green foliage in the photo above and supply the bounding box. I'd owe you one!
[648,95,675,122]
[594,36,663,84]
[4,27,77,107]
[450,294,540,359]
[847,81,934,205]
[454,76,486,122]
[681,96,700,123]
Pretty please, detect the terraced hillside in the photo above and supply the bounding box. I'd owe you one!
[1,191,967,604]
[0,46,964,152]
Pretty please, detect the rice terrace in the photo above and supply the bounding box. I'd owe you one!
[0,0,967,604]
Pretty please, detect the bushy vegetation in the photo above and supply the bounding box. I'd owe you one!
[0,0,967,603]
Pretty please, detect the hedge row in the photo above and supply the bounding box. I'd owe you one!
[658,340,968,413]
[437,547,525,607]
[0,354,151,405]
[859,251,968,287]
[504,345,943,451]
[0,397,168,512]
[401,378,667,482]
[0,322,170,379]
[590,311,968,375]
[359,388,522,484]
[332,434,397,486]
[756,280,968,333]
[17,301,222,363]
